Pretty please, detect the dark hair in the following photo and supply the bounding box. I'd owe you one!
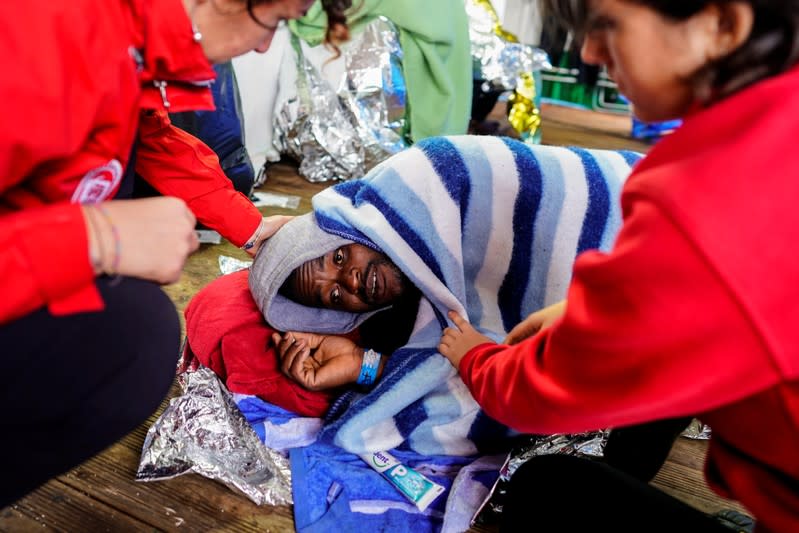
[542,0,799,102]
[248,0,353,49]
[319,0,352,46]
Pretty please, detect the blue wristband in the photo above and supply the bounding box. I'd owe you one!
[357,349,381,386]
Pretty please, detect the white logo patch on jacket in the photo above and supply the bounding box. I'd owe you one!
[71,160,123,204]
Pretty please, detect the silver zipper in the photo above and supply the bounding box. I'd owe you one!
[153,80,170,109]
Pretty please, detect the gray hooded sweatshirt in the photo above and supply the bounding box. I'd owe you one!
[248,213,385,334]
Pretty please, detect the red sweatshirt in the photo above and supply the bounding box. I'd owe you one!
[184,271,336,418]
[0,0,261,324]
[460,67,799,533]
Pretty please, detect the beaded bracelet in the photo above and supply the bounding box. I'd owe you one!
[96,204,121,275]
[242,219,263,251]
[83,206,105,274]
[356,348,381,386]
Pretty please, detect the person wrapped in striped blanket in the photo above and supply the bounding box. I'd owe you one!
[250,134,641,456]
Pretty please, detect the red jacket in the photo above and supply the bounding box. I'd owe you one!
[184,270,336,418]
[460,67,799,533]
[0,0,261,324]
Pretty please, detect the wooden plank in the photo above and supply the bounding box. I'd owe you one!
[1,503,59,532]
[651,439,749,516]
[7,480,148,532]
[665,438,709,471]
[1,388,295,533]
[486,102,652,152]
[260,161,328,204]
[60,407,294,532]
[5,428,295,533]
[542,104,633,138]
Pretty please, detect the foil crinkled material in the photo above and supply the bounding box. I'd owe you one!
[507,72,543,144]
[338,17,408,171]
[465,0,550,143]
[472,419,711,525]
[472,431,609,526]
[273,34,364,182]
[218,255,252,275]
[501,431,609,480]
[136,367,292,506]
[681,418,712,440]
[466,0,551,91]
[273,17,408,182]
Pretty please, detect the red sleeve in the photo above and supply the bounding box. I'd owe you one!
[135,110,261,247]
[459,200,778,435]
[0,203,102,324]
[0,4,111,324]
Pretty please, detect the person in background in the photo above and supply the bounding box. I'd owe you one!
[438,1,799,532]
[168,61,261,200]
[0,0,350,507]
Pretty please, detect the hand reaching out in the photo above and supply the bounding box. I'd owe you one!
[271,331,364,391]
[503,300,566,345]
[438,311,495,369]
[245,215,295,257]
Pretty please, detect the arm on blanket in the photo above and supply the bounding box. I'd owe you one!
[272,331,387,391]
[440,303,568,367]
[439,311,496,368]
[503,300,567,345]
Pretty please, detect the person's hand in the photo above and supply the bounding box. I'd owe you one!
[83,198,198,284]
[438,311,495,368]
[503,300,566,345]
[271,331,364,391]
[245,215,295,257]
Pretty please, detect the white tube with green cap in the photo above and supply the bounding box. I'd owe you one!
[360,450,445,512]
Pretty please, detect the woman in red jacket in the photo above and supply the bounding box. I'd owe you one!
[0,0,349,507]
[439,1,799,532]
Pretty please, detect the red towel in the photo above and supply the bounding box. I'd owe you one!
[184,270,335,417]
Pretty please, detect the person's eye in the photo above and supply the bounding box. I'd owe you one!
[333,249,344,265]
[331,287,341,305]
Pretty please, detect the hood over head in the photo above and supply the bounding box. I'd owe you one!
[249,212,385,334]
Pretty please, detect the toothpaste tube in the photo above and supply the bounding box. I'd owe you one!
[360,451,445,512]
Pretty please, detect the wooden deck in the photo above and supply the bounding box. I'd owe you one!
[1,105,749,532]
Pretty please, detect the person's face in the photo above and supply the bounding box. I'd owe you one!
[288,244,409,313]
[192,0,315,64]
[579,0,723,122]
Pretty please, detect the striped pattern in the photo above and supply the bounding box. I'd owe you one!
[311,136,641,456]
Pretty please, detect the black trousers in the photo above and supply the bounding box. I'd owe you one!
[0,277,180,506]
[501,417,731,532]
[604,416,693,483]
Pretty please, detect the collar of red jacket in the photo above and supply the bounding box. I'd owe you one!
[130,0,217,113]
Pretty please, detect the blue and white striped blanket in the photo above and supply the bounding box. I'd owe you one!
[309,135,641,455]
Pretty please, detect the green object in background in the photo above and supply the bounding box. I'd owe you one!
[542,66,629,114]
[540,32,593,109]
[542,69,593,109]
[593,69,629,113]
[540,32,629,114]
[290,0,473,142]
